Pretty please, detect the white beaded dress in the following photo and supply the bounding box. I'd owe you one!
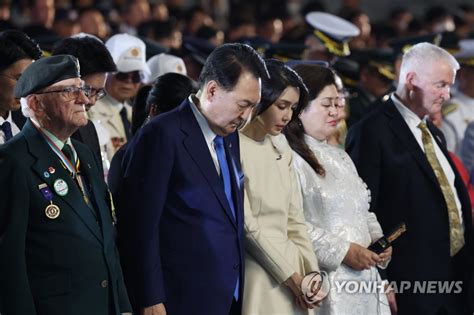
[293,135,390,315]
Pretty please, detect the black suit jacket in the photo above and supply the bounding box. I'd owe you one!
[71,120,103,175]
[0,120,131,315]
[346,98,473,314]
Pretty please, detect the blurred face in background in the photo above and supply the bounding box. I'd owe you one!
[34,0,55,28]
[79,10,108,39]
[0,58,33,117]
[105,71,142,103]
[83,72,107,110]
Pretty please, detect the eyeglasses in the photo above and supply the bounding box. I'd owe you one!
[114,72,141,83]
[85,85,106,100]
[35,86,90,100]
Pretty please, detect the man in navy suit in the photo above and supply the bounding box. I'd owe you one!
[116,43,269,315]
[347,43,473,314]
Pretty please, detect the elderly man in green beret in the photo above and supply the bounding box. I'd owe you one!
[0,55,132,315]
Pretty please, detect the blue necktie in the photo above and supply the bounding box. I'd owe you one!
[1,121,13,142]
[214,136,239,300]
[214,136,236,219]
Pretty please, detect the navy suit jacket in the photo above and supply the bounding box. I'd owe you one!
[117,99,245,315]
[346,99,473,314]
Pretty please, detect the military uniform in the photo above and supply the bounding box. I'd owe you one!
[441,92,474,154]
[442,39,474,155]
[88,94,132,162]
[0,120,131,315]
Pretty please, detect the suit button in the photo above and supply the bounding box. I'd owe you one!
[100,280,108,288]
[233,263,240,270]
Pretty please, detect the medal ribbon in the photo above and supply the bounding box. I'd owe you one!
[32,123,77,176]
[39,183,53,202]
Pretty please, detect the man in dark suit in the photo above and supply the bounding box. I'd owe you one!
[0,55,131,315]
[347,42,473,314]
[116,43,268,315]
[52,35,118,176]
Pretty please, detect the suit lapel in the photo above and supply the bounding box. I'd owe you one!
[179,100,238,228]
[75,143,113,243]
[385,100,441,189]
[23,121,103,243]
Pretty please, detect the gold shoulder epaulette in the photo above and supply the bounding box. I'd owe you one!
[441,102,459,117]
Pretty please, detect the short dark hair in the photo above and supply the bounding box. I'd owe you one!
[198,43,269,91]
[0,30,42,72]
[52,36,116,76]
[255,59,307,116]
[146,72,195,114]
[131,85,152,135]
[292,64,336,102]
[131,73,195,135]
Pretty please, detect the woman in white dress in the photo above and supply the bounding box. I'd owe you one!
[240,60,320,315]
[284,64,393,315]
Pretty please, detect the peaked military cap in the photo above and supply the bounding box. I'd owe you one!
[454,39,474,66]
[388,33,442,57]
[351,48,396,81]
[305,11,360,57]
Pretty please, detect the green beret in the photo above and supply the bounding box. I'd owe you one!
[14,54,80,98]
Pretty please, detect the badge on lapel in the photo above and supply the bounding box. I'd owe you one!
[53,178,69,196]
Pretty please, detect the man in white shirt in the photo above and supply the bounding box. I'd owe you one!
[88,33,150,161]
[347,42,473,314]
[0,30,42,144]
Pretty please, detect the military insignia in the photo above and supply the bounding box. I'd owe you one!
[130,47,140,57]
[441,102,459,117]
[44,171,50,178]
[45,204,60,219]
[48,166,55,174]
[53,178,69,196]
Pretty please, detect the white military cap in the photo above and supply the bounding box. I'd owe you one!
[305,11,360,56]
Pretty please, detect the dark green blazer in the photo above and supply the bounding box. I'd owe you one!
[0,120,131,315]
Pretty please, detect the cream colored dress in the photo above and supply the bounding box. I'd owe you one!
[240,133,319,315]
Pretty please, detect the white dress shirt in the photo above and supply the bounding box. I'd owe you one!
[0,111,21,144]
[189,95,220,174]
[392,93,464,229]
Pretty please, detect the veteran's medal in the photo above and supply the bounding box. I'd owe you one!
[39,183,61,220]
[45,203,60,219]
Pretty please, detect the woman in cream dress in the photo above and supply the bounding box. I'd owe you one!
[240,60,320,315]
[284,64,393,315]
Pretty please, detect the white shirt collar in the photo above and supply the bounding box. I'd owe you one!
[189,95,217,145]
[104,94,126,111]
[391,93,427,128]
[0,111,14,125]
